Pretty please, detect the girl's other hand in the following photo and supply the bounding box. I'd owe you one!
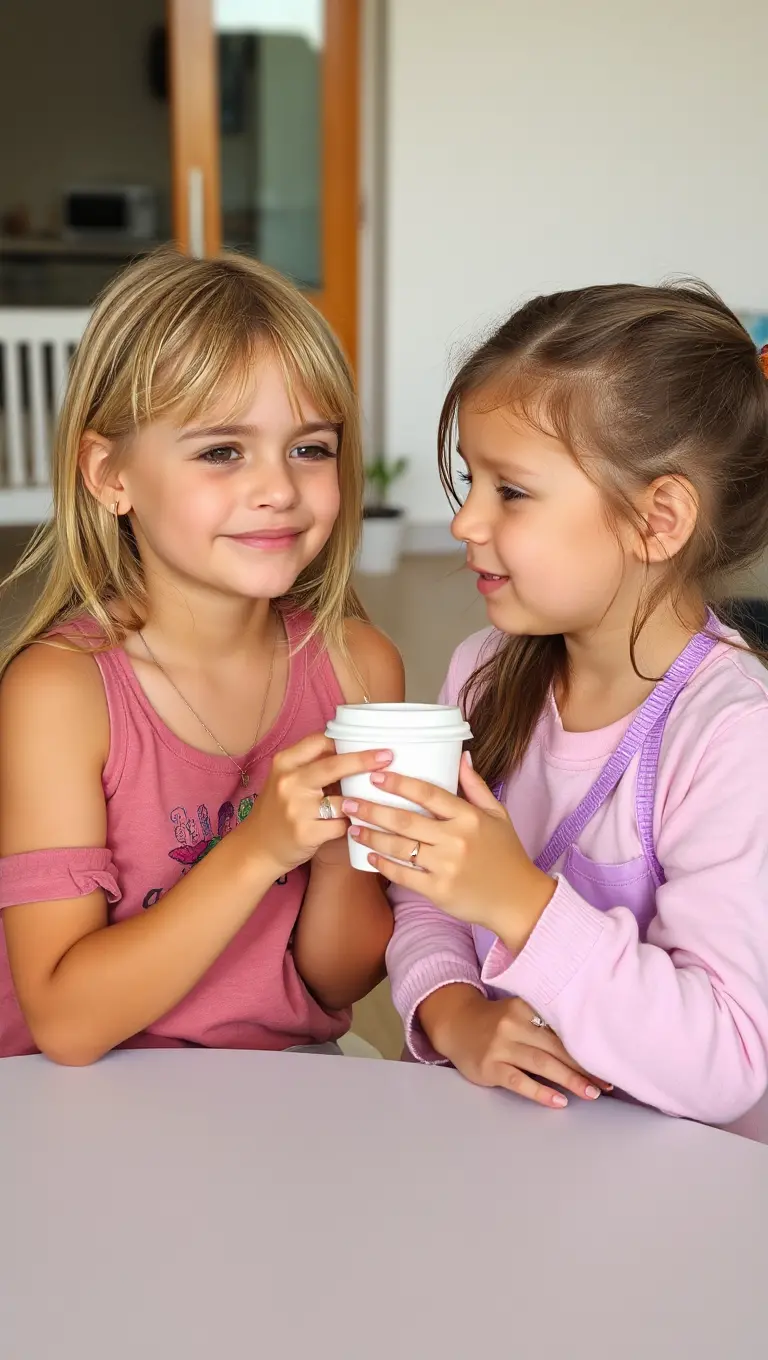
[420,986,611,1109]
[247,734,392,877]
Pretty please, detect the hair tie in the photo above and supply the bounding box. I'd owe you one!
[760,344,768,379]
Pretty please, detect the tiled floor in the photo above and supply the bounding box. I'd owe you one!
[355,552,485,700]
[0,529,482,1058]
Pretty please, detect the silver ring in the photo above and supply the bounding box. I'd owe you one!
[530,1013,549,1029]
[318,796,335,820]
[409,840,420,863]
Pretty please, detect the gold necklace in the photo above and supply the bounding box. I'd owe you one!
[137,613,279,788]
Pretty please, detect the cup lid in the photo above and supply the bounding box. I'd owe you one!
[326,702,472,744]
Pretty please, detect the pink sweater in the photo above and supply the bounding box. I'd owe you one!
[387,627,768,1123]
[0,610,349,1057]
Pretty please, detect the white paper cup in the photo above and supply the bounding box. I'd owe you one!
[325,703,473,872]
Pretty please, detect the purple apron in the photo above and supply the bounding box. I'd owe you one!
[474,624,718,969]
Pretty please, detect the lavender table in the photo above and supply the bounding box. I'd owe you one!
[2,1050,767,1359]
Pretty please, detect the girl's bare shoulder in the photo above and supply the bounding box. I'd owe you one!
[333,618,405,704]
[0,640,109,760]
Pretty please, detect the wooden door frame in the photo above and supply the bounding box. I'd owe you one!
[167,0,359,368]
[167,0,221,262]
[312,0,359,366]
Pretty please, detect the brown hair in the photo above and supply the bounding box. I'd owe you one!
[0,247,366,675]
[438,282,768,789]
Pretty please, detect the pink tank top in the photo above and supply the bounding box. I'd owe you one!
[0,610,348,1058]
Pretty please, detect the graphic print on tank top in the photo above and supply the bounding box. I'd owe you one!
[41,605,342,921]
[140,791,288,910]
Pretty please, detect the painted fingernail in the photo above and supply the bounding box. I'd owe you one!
[585,1085,601,1100]
[375,750,393,763]
[341,800,358,814]
[552,1093,568,1108]
[370,773,386,786]
[349,826,361,838]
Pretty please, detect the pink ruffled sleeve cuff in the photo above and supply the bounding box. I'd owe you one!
[0,847,121,909]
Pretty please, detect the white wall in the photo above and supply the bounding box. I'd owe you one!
[385,0,768,528]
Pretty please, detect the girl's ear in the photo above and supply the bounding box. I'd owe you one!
[79,431,131,516]
[633,474,698,564]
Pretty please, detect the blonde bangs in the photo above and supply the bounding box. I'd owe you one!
[131,314,262,431]
[1,248,365,676]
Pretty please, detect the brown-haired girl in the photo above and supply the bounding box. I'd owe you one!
[352,283,768,1123]
[0,248,402,1063]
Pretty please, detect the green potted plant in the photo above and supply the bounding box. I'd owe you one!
[358,454,408,575]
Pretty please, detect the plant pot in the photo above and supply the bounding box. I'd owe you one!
[358,507,405,575]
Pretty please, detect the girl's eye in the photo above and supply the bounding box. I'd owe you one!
[291,443,337,462]
[499,484,527,502]
[199,446,240,465]
[456,468,525,502]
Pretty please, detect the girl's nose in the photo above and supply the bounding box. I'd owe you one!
[247,459,299,512]
[452,491,491,545]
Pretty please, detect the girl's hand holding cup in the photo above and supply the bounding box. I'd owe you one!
[343,751,556,952]
[248,733,393,877]
[325,702,473,872]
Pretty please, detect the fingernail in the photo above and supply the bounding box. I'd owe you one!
[585,1085,601,1100]
[375,750,393,763]
[552,1093,568,1108]
[349,826,361,838]
[341,799,358,814]
[464,751,473,768]
[370,773,386,786]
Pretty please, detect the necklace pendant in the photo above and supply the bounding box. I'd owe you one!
[241,770,250,788]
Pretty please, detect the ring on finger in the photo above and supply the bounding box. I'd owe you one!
[530,1013,550,1030]
[318,795,335,820]
[408,840,420,864]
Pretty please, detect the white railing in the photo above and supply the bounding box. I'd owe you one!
[0,308,89,524]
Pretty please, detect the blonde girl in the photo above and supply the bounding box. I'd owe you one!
[0,248,402,1063]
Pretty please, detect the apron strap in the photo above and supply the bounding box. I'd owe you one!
[533,623,719,875]
[635,711,666,887]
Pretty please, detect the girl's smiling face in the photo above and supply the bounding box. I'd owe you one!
[452,400,638,637]
[97,350,342,603]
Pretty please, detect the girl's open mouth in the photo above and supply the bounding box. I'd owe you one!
[475,572,509,595]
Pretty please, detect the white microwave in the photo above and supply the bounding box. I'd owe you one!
[63,186,158,241]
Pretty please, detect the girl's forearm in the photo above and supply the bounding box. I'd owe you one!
[32,828,281,1065]
[293,860,392,1011]
[418,982,487,1056]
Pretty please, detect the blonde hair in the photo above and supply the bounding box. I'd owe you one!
[0,248,366,675]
